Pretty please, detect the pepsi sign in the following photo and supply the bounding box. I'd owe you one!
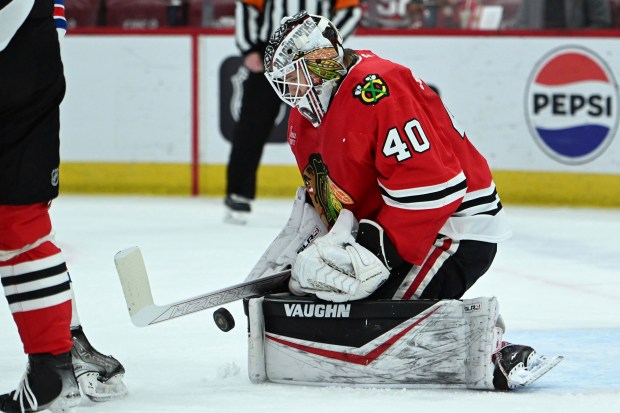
[525,46,619,165]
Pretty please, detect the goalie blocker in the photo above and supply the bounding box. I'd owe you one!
[244,295,504,389]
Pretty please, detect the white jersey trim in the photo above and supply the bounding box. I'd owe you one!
[9,290,72,313]
[439,209,512,243]
[0,251,64,276]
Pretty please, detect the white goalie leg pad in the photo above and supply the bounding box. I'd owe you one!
[462,297,503,389]
[245,187,327,281]
[246,296,501,389]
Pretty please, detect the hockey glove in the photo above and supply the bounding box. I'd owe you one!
[245,187,328,281]
[290,209,390,302]
[356,219,406,271]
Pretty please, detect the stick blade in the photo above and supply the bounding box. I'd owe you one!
[114,247,156,327]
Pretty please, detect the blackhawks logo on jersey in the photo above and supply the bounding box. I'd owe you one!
[354,74,389,105]
[302,154,355,228]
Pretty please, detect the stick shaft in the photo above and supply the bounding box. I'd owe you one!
[114,247,290,327]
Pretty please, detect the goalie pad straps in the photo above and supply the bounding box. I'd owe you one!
[247,296,502,389]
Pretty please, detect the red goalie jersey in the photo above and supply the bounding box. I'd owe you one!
[288,50,511,266]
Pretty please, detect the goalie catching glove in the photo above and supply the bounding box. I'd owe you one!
[290,209,391,302]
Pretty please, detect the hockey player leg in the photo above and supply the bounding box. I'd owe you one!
[0,204,127,403]
[246,293,562,390]
[0,204,80,412]
[245,295,502,388]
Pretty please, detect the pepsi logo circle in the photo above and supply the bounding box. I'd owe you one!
[525,46,619,165]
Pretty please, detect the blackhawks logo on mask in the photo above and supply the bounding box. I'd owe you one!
[354,74,389,105]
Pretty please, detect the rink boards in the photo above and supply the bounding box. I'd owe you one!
[58,30,620,206]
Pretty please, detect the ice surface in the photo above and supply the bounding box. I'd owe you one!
[1,196,619,412]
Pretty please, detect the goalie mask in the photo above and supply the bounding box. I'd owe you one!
[264,12,348,127]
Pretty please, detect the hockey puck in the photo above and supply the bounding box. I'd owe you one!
[213,307,235,332]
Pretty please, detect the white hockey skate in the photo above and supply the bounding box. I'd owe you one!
[493,343,563,390]
[71,327,128,402]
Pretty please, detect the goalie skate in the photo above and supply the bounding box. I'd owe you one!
[71,327,128,402]
[493,343,563,390]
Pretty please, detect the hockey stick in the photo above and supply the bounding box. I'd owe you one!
[114,247,291,327]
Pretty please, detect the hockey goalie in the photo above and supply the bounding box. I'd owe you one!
[242,11,563,390]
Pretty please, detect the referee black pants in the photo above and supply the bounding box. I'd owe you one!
[226,71,282,200]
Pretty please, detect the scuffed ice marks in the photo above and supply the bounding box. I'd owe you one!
[216,362,241,379]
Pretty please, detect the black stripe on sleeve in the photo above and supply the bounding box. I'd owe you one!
[380,179,467,205]
[456,189,499,212]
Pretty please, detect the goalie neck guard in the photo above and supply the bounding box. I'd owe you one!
[264,11,347,127]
